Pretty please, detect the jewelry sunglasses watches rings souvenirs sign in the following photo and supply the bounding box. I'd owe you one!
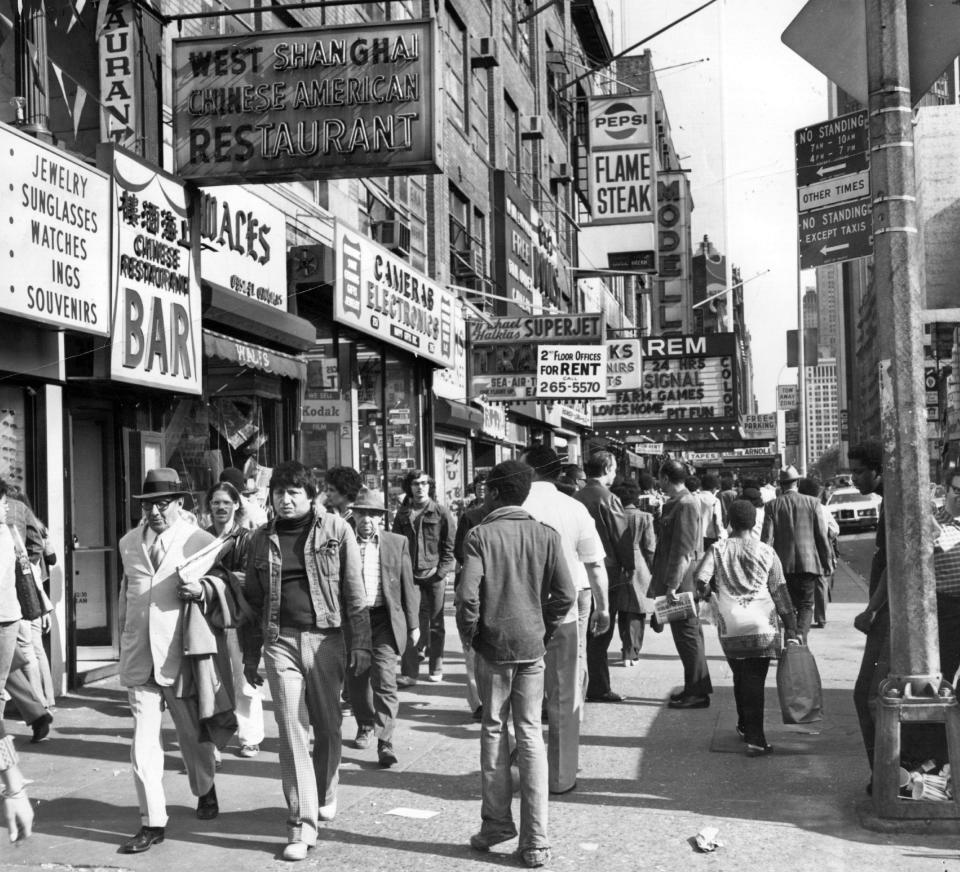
[0,121,111,335]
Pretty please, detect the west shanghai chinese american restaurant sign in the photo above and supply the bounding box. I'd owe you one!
[171,19,442,184]
[592,333,738,428]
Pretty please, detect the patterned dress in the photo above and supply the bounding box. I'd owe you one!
[695,537,796,659]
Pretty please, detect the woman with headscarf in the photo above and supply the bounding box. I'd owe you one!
[695,499,800,757]
[204,481,262,758]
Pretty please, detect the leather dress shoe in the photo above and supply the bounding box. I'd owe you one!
[119,826,165,854]
[669,690,686,702]
[30,712,52,743]
[378,741,398,768]
[668,695,710,709]
[197,785,219,820]
[585,690,623,703]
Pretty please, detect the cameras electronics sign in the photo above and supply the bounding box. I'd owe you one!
[469,313,605,401]
[334,223,460,369]
[592,333,738,427]
[795,110,872,269]
[198,186,287,310]
[742,413,777,440]
[589,94,654,151]
[536,345,608,400]
[171,19,441,184]
[107,147,202,394]
[0,122,111,335]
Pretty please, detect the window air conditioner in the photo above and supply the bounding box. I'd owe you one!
[552,162,572,183]
[471,37,499,69]
[521,115,545,140]
[371,220,411,257]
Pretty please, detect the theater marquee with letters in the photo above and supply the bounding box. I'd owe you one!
[592,333,738,427]
[171,19,441,184]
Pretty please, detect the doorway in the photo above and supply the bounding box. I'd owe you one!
[66,402,119,685]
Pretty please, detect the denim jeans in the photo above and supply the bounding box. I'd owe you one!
[475,655,549,851]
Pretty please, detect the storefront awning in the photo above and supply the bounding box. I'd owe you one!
[434,397,483,432]
[203,282,316,353]
[203,329,307,382]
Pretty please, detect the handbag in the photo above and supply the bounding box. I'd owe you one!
[776,642,824,724]
[11,527,43,621]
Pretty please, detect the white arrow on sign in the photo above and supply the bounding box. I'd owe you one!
[817,162,848,177]
[820,242,850,255]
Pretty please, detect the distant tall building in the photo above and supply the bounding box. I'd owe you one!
[815,265,842,359]
[805,358,841,465]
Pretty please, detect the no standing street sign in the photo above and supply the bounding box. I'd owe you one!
[795,110,873,269]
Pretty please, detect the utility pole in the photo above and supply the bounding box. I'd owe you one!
[865,0,949,820]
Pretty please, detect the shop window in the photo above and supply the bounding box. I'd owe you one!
[302,336,349,480]
[435,441,466,513]
[444,6,468,132]
[0,387,30,495]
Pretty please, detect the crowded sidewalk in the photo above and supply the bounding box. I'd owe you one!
[2,572,958,871]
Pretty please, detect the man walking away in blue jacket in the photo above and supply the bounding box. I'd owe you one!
[456,460,575,869]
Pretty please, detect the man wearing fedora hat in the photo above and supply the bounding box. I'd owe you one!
[117,468,224,854]
[762,465,833,642]
[345,487,418,768]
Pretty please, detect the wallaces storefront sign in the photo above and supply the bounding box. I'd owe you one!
[0,122,111,336]
[171,19,442,184]
[107,147,202,395]
[334,224,460,370]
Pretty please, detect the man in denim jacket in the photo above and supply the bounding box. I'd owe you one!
[456,460,575,869]
[243,462,371,862]
[392,469,456,684]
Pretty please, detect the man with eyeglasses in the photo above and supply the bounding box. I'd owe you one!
[392,469,457,685]
[117,469,225,854]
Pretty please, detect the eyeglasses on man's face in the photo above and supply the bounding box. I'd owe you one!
[142,498,176,512]
[411,479,432,488]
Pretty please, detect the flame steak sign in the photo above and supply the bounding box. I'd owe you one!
[171,19,441,184]
[592,334,737,426]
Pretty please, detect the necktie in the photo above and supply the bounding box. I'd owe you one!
[149,538,163,571]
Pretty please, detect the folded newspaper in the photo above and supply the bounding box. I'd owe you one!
[652,591,696,624]
[176,538,224,585]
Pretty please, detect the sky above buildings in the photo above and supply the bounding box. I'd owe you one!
[615,0,829,412]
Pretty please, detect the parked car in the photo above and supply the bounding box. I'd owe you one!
[826,486,882,532]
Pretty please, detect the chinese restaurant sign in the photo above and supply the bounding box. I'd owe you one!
[171,19,442,184]
[334,223,459,369]
[107,147,202,395]
[592,333,738,427]
[0,122,111,335]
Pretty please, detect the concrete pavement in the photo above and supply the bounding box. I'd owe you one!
[2,559,960,872]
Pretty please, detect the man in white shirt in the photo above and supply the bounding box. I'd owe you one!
[521,447,609,794]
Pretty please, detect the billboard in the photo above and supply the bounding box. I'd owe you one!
[1,122,111,336]
[334,223,461,369]
[592,333,738,427]
[588,94,654,150]
[536,345,608,400]
[588,147,655,225]
[742,413,777,440]
[172,19,441,184]
[107,147,202,395]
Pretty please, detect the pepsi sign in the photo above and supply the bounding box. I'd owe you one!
[589,94,653,151]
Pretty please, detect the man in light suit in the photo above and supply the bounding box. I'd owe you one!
[117,469,223,854]
[762,465,834,642]
[346,488,418,767]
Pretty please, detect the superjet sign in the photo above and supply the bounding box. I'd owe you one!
[171,19,441,184]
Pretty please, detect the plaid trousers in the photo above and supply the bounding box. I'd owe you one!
[264,627,345,846]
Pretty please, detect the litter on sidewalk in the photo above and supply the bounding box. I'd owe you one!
[385,807,440,819]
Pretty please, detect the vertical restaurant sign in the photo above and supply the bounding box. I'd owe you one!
[99,5,137,148]
[108,147,202,394]
[592,333,738,427]
[198,186,287,309]
[335,223,459,369]
[588,94,654,151]
[0,122,111,335]
[588,147,655,225]
[171,19,442,184]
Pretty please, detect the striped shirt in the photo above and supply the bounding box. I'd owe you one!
[357,534,384,608]
[933,507,960,596]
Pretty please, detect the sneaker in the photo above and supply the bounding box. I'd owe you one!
[515,846,551,868]
[396,675,417,688]
[354,726,374,750]
[469,826,518,851]
[427,671,443,683]
[318,798,337,821]
[239,744,260,758]
[282,841,312,861]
